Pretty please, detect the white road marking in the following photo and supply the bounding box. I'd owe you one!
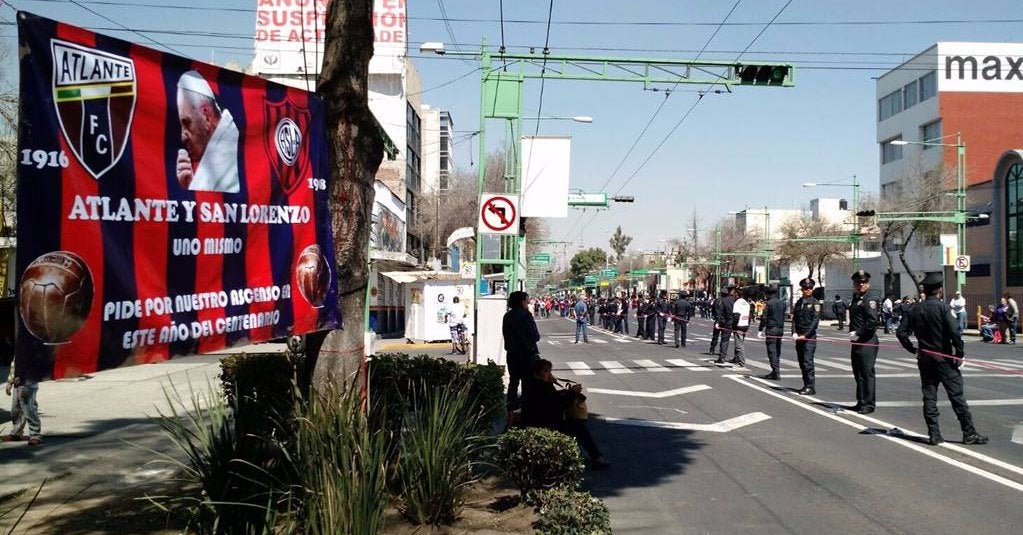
[588,384,712,398]
[547,340,561,346]
[565,361,595,376]
[599,361,633,374]
[1013,425,1023,445]
[831,398,1023,408]
[873,361,903,370]
[813,357,853,371]
[665,358,712,371]
[695,337,712,342]
[615,338,632,343]
[991,359,1023,369]
[592,339,609,344]
[730,375,1023,493]
[633,359,671,372]
[878,358,919,369]
[600,411,771,432]
[742,360,772,371]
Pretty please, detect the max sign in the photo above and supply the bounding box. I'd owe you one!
[938,42,1023,93]
[15,12,339,381]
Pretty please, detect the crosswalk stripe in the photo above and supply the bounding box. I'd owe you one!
[634,359,671,372]
[894,358,923,367]
[873,361,903,370]
[547,340,561,345]
[813,357,853,371]
[989,359,1023,369]
[599,361,633,374]
[695,337,712,342]
[742,360,772,371]
[615,338,632,343]
[879,358,918,369]
[665,358,712,371]
[592,339,608,344]
[566,362,595,376]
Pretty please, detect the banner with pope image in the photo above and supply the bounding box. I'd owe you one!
[15,12,339,380]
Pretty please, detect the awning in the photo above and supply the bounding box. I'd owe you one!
[380,270,473,284]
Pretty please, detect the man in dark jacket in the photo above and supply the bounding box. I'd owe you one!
[848,271,880,413]
[655,291,670,344]
[792,278,820,395]
[645,296,657,341]
[758,286,786,380]
[897,273,988,446]
[503,291,540,409]
[832,295,848,330]
[672,292,692,348]
[715,286,737,364]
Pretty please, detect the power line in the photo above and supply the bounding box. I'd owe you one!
[522,0,556,200]
[64,0,186,56]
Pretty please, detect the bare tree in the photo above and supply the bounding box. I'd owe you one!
[774,216,850,281]
[1,45,17,236]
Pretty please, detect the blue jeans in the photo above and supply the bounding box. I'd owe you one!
[956,311,967,335]
[575,320,589,342]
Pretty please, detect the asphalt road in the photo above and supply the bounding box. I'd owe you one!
[540,313,1023,534]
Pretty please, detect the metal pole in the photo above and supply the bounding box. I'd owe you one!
[763,207,770,283]
[471,40,490,362]
[715,229,721,291]
[956,132,966,293]
[852,173,861,271]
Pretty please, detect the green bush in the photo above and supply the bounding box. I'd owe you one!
[368,353,505,434]
[495,428,585,503]
[533,487,612,535]
[219,352,298,443]
[396,384,490,525]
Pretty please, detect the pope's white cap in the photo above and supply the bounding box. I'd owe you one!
[177,70,215,98]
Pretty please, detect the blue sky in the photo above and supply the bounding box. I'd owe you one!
[3,0,1022,255]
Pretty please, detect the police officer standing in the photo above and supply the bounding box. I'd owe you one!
[620,292,630,335]
[655,291,669,344]
[715,285,737,364]
[832,295,848,330]
[708,289,726,355]
[672,291,692,348]
[896,273,989,446]
[848,270,879,414]
[636,294,647,339]
[645,295,658,341]
[792,278,820,395]
[758,286,786,380]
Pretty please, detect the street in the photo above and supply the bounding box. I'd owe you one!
[540,313,1023,534]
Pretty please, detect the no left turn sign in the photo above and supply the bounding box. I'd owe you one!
[478,194,520,235]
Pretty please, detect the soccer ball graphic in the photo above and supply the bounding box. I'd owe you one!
[19,251,94,344]
[295,244,329,307]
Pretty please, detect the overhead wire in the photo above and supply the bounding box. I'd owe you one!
[64,0,186,56]
[521,0,556,200]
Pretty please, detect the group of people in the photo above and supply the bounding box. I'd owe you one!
[978,294,1020,344]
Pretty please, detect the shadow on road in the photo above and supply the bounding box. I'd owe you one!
[582,413,704,499]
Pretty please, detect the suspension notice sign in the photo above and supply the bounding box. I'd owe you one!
[478,194,520,235]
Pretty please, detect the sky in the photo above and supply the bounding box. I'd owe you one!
[2,0,1023,257]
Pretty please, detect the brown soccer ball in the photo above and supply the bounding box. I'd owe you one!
[295,244,329,307]
[19,251,94,344]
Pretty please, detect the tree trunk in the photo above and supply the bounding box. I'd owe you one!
[897,226,921,291]
[308,0,384,390]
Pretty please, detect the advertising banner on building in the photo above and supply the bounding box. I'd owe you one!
[937,42,1023,93]
[16,12,339,380]
[521,136,571,218]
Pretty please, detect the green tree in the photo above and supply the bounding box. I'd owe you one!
[608,226,632,263]
[570,248,608,280]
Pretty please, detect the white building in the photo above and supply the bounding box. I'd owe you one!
[420,105,455,194]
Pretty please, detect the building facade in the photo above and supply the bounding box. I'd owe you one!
[876,42,1023,306]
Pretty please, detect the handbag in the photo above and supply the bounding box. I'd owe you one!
[556,378,589,420]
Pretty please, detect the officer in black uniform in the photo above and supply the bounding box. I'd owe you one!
[715,285,737,364]
[645,295,657,341]
[620,292,630,335]
[672,292,692,348]
[708,289,726,354]
[792,278,819,395]
[636,294,647,339]
[896,273,989,446]
[832,295,848,330]
[655,291,669,344]
[758,286,786,380]
[848,270,880,414]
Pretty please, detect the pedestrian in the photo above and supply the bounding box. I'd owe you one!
[730,287,751,368]
[715,286,737,364]
[645,296,657,341]
[758,286,786,380]
[792,278,820,395]
[708,288,728,355]
[995,297,1011,343]
[949,291,967,335]
[896,273,989,446]
[3,361,42,446]
[848,270,880,414]
[573,293,590,344]
[882,295,894,334]
[833,294,848,330]
[619,292,630,335]
[502,291,541,410]
[672,291,692,348]
[655,291,669,344]
[635,294,647,339]
[1004,293,1018,344]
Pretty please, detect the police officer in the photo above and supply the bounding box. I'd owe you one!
[758,286,786,380]
[620,292,630,335]
[848,270,879,414]
[636,294,647,339]
[672,291,692,348]
[655,291,670,344]
[832,294,848,330]
[792,278,820,395]
[645,295,657,341]
[715,285,737,364]
[708,289,726,355]
[896,273,989,446]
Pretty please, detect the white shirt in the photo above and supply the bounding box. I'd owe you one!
[949,296,966,314]
[733,298,751,328]
[191,109,240,193]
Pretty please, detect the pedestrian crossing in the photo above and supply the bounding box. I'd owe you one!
[546,337,633,345]
[557,356,1023,377]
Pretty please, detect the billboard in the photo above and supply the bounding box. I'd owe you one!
[937,42,1023,93]
[254,0,406,76]
[16,12,339,380]
[521,136,571,218]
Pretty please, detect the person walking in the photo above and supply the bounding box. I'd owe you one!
[949,291,967,335]
[882,295,894,334]
[573,294,590,344]
[672,292,692,348]
[792,278,820,395]
[716,286,737,364]
[502,291,541,410]
[897,273,989,446]
[758,286,786,380]
[832,295,848,331]
[708,288,728,356]
[1004,293,1018,344]
[619,292,630,335]
[848,270,880,414]
[730,287,752,368]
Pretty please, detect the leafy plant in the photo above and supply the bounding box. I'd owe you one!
[219,352,298,443]
[533,487,612,535]
[395,384,491,525]
[495,428,585,503]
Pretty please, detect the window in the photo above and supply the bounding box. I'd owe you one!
[919,71,937,101]
[881,136,903,164]
[1007,164,1023,285]
[921,120,942,149]
[903,80,919,109]
[878,90,903,121]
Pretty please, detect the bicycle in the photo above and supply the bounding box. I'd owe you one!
[452,323,470,356]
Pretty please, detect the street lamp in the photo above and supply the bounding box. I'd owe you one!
[890,134,967,292]
[803,174,861,270]
[523,115,594,123]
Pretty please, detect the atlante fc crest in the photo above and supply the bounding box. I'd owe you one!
[51,39,136,179]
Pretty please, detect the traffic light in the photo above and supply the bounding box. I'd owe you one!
[734,64,792,86]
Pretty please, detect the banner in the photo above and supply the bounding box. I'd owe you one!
[16,12,340,380]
